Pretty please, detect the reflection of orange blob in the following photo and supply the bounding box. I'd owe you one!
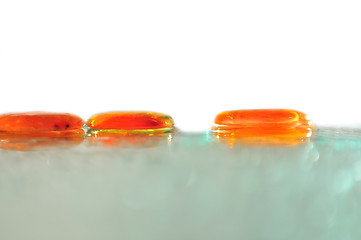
[212,109,315,146]
[0,130,85,151]
[86,112,174,133]
[0,112,84,132]
[215,134,308,147]
[87,131,172,148]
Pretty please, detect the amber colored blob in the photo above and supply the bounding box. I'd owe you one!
[86,112,174,131]
[212,109,315,143]
[0,112,84,132]
[0,129,85,151]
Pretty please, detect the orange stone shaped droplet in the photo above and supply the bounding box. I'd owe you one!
[86,112,174,132]
[0,112,84,132]
[212,109,315,140]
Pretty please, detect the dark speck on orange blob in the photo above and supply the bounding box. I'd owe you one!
[86,112,174,133]
[0,112,84,132]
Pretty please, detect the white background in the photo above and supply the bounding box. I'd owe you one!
[0,0,360,131]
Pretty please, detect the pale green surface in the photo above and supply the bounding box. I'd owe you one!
[1,129,361,240]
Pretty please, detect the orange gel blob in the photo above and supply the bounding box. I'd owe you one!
[86,112,174,133]
[0,112,84,132]
[212,109,315,141]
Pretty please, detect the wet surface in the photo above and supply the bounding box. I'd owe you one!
[0,129,361,240]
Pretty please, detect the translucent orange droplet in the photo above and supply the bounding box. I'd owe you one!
[0,112,84,132]
[212,109,315,145]
[86,112,174,133]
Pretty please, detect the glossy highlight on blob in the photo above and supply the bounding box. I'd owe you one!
[212,109,315,146]
[86,112,174,134]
